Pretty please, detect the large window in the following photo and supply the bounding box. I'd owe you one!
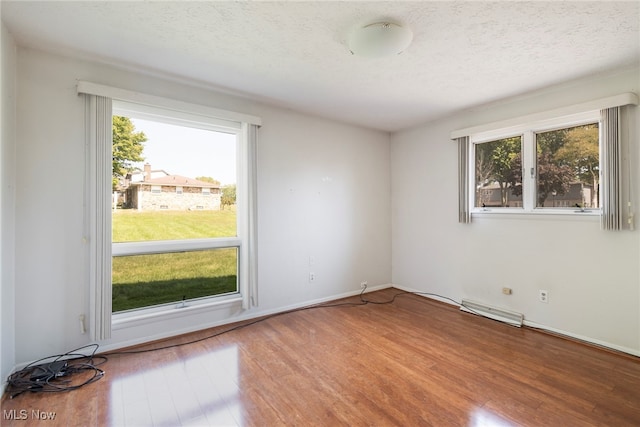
[111,107,240,313]
[470,111,601,213]
[80,82,259,340]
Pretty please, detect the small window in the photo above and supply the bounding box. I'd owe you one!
[474,136,522,208]
[202,187,211,195]
[176,186,183,195]
[467,111,601,214]
[535,123,599,208]
[151,185,161,194]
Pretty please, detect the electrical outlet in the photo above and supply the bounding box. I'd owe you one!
[539,289,549,303]
[360,281,368,289]
[309,272,315,282]
[502,287,512,295]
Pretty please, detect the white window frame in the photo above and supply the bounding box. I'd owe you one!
[471,134,525,211]
[454,93,638,225]
[469,110,601,215]
[80,82,260,340]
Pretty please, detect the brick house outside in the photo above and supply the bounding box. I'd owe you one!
[121,164,221,211]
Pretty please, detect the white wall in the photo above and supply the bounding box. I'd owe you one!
[10,40,637,371]
[13,47,391,364]
[1,20,17,381]
[391,67,640,355]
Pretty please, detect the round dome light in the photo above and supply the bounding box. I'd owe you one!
[347,22,413,58]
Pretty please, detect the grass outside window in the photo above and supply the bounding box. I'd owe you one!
[112,208,237,242]
[112,208,237,312]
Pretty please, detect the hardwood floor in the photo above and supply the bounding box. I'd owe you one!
[3,288,640,426]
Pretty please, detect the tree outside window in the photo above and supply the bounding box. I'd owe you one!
[473,123,599,209]
[536,123,599,208]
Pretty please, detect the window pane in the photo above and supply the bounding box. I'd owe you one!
[474,136,522,208]
[112,210,237,242]
[112,116,237,242]
[112,248,238,312]
[535,123,599,208]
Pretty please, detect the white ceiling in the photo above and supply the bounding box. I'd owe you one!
[2,1,639,132]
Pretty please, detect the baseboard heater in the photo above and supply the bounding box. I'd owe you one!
[460,299,524,327]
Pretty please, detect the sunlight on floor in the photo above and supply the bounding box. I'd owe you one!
[111,344,241,425]
[469,407,515,427]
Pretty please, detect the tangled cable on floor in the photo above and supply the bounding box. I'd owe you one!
[6,344,106,399]
[6,287,469,397]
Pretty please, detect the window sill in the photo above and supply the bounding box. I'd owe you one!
[471,208,600,221]
[112,294,243,330]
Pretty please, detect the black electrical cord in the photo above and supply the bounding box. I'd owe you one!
[104,286,473,356]
[361,288,462,306]
[103,287,372,356]
[6,344,106,398]
[6,287,473,398]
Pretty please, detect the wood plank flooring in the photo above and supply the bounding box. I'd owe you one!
[2,288,640,426]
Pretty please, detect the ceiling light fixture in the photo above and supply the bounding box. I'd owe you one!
[347,22,413,58]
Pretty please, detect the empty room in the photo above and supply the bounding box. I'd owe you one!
[1,1,639,426]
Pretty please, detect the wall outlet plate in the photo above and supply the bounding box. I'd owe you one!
[539,289,549,303]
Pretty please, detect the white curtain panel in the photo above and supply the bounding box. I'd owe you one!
[84,94,113,340]
[244,123,259,309]
[457,136,471,223]
[600,107,621,231]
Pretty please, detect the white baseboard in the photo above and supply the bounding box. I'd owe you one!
[5,283,394,387]
[86,282,393,355]
[9,282,635,393]
[390,284,640,358]
[524,320,640,358]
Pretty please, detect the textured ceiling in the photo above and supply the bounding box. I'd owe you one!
[2,1,639,132]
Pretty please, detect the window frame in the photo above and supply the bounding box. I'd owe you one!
[112,100,246,318]
[468,110,602,216]
[472,134,524,210]
[80,81,260,340]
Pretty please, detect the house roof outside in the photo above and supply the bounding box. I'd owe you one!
[130,175,220,189]
[128,168,169,183]
[125,164,221,189]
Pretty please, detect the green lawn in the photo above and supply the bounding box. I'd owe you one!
[112,208,238,312]
[112,208,237,242]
